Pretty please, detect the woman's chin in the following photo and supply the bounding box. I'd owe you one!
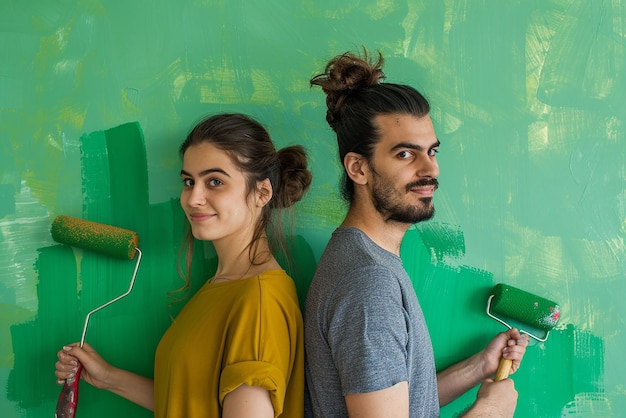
[190,228,213,241]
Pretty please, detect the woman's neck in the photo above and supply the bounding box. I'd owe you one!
[211,236,281,283]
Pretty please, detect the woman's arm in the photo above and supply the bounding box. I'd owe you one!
[222,384,274,418]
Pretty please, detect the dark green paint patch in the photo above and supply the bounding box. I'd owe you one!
[401,229,595,417]
[8,122,168,417]
[8,245,83,408]
[416,222,466,262]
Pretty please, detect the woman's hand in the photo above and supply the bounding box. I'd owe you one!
[55,341,156,410]
[55,342,114,390]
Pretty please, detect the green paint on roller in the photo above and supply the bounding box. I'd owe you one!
[489,283,561,331]
[488,283,562,381]
[51,215,139,260]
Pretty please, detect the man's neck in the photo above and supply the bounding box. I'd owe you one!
[341,203,410,256]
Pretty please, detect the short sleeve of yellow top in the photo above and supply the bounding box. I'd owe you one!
[154,269,304,418]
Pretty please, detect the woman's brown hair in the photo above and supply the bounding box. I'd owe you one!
[174,113,312,298]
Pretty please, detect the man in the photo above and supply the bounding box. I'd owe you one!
[304,50,527,417]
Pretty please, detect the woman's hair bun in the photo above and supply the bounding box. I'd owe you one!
[273,145,312,209]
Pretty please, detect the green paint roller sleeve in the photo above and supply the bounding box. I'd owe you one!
[487,283,561,382]
[51,215,140,260]
[489,283,561,331]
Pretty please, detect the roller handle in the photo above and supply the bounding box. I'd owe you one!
[494,358,512,381]
[55,363,83,418]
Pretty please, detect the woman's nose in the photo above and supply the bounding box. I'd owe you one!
[187,186,206,206]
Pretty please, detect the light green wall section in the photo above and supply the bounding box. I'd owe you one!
[2,1,625,417]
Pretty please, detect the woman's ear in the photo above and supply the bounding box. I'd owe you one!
[344,152,368,185]
[255,178,273,208]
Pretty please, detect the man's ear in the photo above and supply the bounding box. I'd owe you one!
[344,152,368,185]
[256,178,273,208]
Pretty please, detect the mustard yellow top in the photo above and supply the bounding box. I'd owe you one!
[154,270,304,418]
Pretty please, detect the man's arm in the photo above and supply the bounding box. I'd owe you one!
[437,329,528,406]
[436,351,484,406]
[344,382,409,418]
[462,379,518,418]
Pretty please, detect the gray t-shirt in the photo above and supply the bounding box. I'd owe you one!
[305,227,439,417]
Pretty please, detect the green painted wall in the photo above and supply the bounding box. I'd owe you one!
[1,1,624,416]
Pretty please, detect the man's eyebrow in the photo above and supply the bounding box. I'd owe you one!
[389,139,440,152]
[180,168,230,177]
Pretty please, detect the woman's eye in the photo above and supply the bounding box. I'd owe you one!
[208,179,223,187]
[182,178,193,187]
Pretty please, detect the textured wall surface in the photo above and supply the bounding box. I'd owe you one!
[1,1,624,417]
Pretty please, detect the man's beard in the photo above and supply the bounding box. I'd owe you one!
[371,171,438,224]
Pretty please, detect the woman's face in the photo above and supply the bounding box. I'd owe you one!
[180,142,261,244]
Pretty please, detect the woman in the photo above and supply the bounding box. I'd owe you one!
[55,113,312,417]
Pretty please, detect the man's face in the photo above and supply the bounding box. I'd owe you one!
[367,113,440,224]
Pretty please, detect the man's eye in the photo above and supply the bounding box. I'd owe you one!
[428,148,439,157]
[398,150,413,159]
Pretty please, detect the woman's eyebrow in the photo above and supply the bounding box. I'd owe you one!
[180,168,230,177]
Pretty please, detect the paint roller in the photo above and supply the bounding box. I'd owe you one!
[486,283,561,381]
[51,215,142,418]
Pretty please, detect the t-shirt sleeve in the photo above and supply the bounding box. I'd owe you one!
[326,264,409,395]
[219,360,287,416]
[218,277,301,417]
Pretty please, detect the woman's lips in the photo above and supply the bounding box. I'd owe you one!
[189,212,215,222]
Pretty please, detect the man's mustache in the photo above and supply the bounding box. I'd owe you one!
[406,178,439,193]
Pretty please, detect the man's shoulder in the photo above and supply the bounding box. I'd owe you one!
[320,227,394,262]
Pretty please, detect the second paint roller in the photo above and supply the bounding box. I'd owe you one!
[486,283,561,381]
[51,215,142,418]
